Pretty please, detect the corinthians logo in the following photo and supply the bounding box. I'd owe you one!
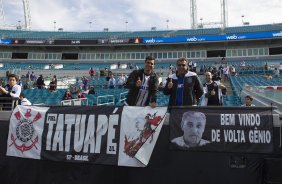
[9,108,42,153]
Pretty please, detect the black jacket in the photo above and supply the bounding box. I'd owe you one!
[163,71,203,106]
[125,69,159,106]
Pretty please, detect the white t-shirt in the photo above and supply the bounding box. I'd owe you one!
[21,98,32,105]
[0,84,21,98]
[135,75,150,106]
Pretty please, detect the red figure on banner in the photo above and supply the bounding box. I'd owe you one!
[124,113,163,157]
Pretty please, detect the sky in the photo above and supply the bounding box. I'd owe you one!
[1,0,282,32]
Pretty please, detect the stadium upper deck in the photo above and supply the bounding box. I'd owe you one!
[0,23,282,73]
[0,23,282,39]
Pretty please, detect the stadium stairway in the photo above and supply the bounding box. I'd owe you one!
[221,77,241,106]
[221,78,233,96]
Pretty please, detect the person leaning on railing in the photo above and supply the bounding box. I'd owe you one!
[0,74,21,98]
[0,74,21,110]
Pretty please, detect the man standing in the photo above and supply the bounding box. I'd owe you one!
[36,74,45,89]
[89,67,95,78]
[202,72,226,106]
[108,74,116,89]
[125,56,159,108]
[163,57,203,107]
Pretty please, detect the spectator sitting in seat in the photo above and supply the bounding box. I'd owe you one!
[71,86,80,94]
[62,89,73,100]
[77,91,86,99]
[49,78,57,92]
[88,86,96,95]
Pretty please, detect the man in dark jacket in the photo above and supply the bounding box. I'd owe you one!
[163,57,203,107]
[125,56,159,108]
[36,74,45,89]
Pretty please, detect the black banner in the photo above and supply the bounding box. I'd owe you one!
[41,106,123,165]
[170,107,273,153]
[11,38,142,45]
[54,40,98,45]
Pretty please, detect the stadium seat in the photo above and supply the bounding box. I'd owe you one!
[276,86,282,91]
[266,86,274,90]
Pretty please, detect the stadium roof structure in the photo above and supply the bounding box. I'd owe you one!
[0,23,282,40]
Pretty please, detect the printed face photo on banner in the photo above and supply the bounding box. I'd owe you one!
[171,111,210,149]
[169,107,273,153]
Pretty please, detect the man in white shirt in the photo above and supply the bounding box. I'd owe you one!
[108,74,116,89]
[117,74,126,88]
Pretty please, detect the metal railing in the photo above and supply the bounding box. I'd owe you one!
[60,98,88,106]
[118,91,128,104]
[0,97,19,111]
[97,95,115,106]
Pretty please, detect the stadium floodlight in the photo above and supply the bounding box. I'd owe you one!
[241,15,250,26]
[166,19,169,30]
[17,20,22,30]
[53,21,56,31]
[125,21,128,32]
[198,18,203,28]
[89,21,92,31]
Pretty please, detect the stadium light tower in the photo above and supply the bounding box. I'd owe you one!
[221,0,228,28]
[0,0,4,24]
[125,20,128,32]
[22,0,31,30]
[89,21,92,31]
[0,0,31,30]
[53,21,56,31]
[241,15,250,26]
[196,0,228,29]
[190,0,197,29]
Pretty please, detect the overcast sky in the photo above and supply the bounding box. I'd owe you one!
[1,0,282,32]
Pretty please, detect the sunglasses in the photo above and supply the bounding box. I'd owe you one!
[146,61,154,65]
[177,64,186,67]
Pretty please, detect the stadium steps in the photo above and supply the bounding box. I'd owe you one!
[221,79,233,96]
[221,76,242,106]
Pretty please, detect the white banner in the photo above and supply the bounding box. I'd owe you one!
[7,105,49,159]
[118,106,167,167]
